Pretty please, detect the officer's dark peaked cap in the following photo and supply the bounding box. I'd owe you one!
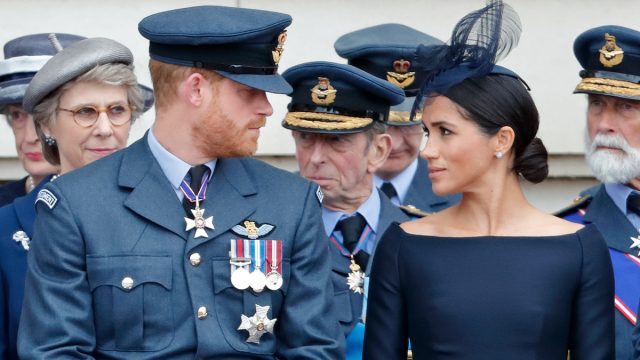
[574,25,640,101]
[282,61,404,134]
[334,23,444,126]
[138,5,293,94]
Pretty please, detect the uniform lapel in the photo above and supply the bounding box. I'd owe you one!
[584,186,638,254]
[120,136,188,240]
[14,188,38,236]
[330,244,351,276]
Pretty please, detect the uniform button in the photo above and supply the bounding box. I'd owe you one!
[189,253,202,266]
[197,306,208,319]
[121,276,134,290]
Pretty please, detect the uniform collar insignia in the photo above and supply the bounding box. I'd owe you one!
[231,220,275,239]
[311,77,337,105]
[599,32,624,68]
[386,58,415,88]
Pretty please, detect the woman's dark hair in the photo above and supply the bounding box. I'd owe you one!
[442,73,548,183]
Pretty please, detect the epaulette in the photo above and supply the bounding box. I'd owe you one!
[399,204,430,218]
[553,194,593,218]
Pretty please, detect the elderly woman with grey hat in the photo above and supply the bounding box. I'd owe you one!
[0,35,152,360]
[0,33,86,207]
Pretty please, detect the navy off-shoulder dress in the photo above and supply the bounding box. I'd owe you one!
[363,223,614,360]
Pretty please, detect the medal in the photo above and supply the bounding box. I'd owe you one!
[266,271,283,291]
[181,171,214,238]
[250,240,267,292]
[230,240,253,290]
[265,240,283,290]
[184,198,214,238]
[238,304,277,344]
[347,256,365,294]
[250,271,267,293]
[329,223,373,294]
[231,267,251,290]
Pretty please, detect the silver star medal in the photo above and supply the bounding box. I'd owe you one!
[630,235,640,256]
[238,304,277,343]
[184,198,214,238]
[347,256,365,294]
[12,230,30,251]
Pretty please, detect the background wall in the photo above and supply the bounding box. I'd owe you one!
[2,0,637,211]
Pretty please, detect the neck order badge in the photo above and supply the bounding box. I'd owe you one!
[180,167,214,238]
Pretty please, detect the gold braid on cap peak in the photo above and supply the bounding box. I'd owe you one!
[576,77,640,97]
[284,112,373,130]
[388,111,411,122]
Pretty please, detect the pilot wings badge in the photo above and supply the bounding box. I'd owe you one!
[231,220,275,240]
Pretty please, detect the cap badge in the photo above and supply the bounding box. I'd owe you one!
[272,31,287,65]
[311,77,337,105]
[387,59,415,88]
[599,33,624,68]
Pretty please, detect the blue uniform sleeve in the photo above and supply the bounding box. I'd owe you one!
[0,249,7,359]
[363,223,408,359]
[633,300,640,358]
[569,225,615,359]
[275,183,345,359]
[17,183,97,359]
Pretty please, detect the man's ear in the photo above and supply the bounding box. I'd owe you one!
[180,72,209,107]
[367,133,392,174]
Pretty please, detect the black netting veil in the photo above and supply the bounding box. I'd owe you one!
[411,0,522,120]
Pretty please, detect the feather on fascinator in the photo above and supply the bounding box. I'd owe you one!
[411,0,523,118]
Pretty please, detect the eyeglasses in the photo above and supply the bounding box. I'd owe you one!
[5,108,30,129]
[57,104,134,128]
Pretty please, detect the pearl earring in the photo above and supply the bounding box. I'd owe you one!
[495,151,503,159]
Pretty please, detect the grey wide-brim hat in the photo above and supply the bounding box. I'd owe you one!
[23,37,154,113]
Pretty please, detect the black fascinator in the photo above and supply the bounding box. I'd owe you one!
[411,0,523,118]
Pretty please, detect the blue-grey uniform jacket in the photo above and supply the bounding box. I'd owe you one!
[559,184,635,360]
[17,135,344,359]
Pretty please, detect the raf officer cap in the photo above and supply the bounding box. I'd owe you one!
[334,23,444,126]
[138,5,293,94]
[23,36,154,113]
[282,61,405,134]
[0,33,85,112]
[574,25,640,100]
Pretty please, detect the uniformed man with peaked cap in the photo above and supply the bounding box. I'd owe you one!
[17,6,343,359]
[282,61,410,359]
[335,23,461,217]
[556,25,640,360]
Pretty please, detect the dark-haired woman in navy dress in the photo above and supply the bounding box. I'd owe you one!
[363,1,614,359]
